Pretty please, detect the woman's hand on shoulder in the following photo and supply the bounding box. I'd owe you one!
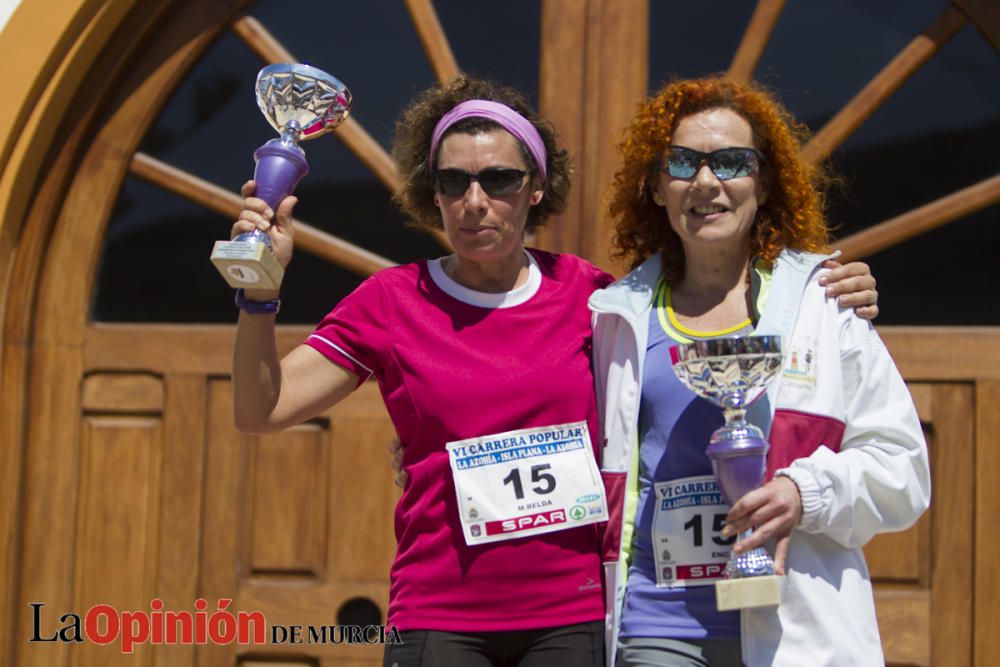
[231,180,297,272]
[819,259,879,320]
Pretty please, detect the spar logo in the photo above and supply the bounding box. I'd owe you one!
[29,599,265,653]
[486,508,567,535]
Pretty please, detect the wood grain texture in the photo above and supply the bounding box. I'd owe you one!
[0,44,97,662]
[197,379,245,667]
[231,14,295,62]
[11,4,253,667]
[237,580,388,662]
[879,327,1000,381]
[82,372,164,412]
[14,345,85,667]
[327,382,397,584]
[876,589,931,666]
[404,0,460,84]
[536,0,647,275]
[835,173,1000,261]
[907,383,934,425]
[131,152,396,277]
[728,0,786,83]
[866,518,924,583]
[536,0,588,257]
[246,424,329,576]
[930,383,974,667]
[975,380,1000,666]
[80,323,1000,381]
[74,415,162,667]
[952,0,1000,52]
[580,0,648,274]
[152,374,206,667]
[84,323,310,374]
[202,379,392,665]
[801,5,966,165]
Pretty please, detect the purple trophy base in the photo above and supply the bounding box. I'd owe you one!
[706,434,769,507]
[233,140,309,248]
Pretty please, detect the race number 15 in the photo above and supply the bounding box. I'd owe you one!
[684,513,737,547]
[502,464,556,500]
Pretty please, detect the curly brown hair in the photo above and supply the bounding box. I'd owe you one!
[608,76,833,277]
[392,75,571,232]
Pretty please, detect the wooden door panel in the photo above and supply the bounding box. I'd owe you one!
[245,425,330,576]
[326,385,398,584]
[202,378,393,666]
[74,416,162,667]
[865,381,974,667]
[927,383,974,667]
[155,373,207,667]
[976,380,1000,666]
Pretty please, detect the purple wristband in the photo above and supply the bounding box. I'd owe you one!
[235,288,281,315]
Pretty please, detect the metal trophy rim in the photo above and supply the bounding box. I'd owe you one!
[670,334,782,362]
[669,334,783,410]
[255,62,352,142]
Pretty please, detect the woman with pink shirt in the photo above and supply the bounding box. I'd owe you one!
[229,75,878,667]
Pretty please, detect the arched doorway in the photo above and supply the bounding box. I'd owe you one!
[2,2,998,666]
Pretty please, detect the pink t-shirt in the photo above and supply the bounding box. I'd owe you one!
[304,249,614,632]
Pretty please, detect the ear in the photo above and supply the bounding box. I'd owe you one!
[529,186,544,206]
[434,193,441,208]
[757,189,768,206]
[651,185,666,207]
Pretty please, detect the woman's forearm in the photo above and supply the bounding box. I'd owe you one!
[232,310,283,433]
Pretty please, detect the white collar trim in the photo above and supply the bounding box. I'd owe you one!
[428,250,541,309]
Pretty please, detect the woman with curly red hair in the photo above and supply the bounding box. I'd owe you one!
[590,77,929,666]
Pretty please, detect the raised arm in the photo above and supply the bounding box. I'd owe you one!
[230,181,360,434]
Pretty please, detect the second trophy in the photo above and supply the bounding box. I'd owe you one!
[669,335,784,611]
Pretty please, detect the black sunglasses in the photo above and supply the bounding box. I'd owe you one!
[662,146,764,181]
[432,168,528,197]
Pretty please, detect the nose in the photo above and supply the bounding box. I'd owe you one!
[691,164,721,191]
[463,179,489,211]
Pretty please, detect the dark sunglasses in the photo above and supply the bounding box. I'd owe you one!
[432,168,528,197]
[662,146,764,181]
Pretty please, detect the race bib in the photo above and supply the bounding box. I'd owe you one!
[652,475,735,588]
[446,421,608,546]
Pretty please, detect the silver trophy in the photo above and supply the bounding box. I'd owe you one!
[211,63,352,290]
[670,335,784,610]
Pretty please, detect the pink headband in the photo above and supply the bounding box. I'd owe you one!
[429,100,548,181]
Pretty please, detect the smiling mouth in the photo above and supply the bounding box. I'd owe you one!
[689,204,729,216]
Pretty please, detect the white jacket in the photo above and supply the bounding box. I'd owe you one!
[589,250,930,667]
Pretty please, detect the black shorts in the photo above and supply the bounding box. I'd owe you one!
[383,620,604,667]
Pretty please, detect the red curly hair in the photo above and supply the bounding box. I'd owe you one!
[608,76,833,277]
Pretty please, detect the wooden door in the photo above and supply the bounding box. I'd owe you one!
[2,1,998,666]
[7,2,404,666]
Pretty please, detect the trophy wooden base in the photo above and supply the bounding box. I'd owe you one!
[715,574,782,611]
[211,240,284,290]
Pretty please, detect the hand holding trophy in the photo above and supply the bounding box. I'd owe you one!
[670,335,784,611]
[211,63,352,290]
